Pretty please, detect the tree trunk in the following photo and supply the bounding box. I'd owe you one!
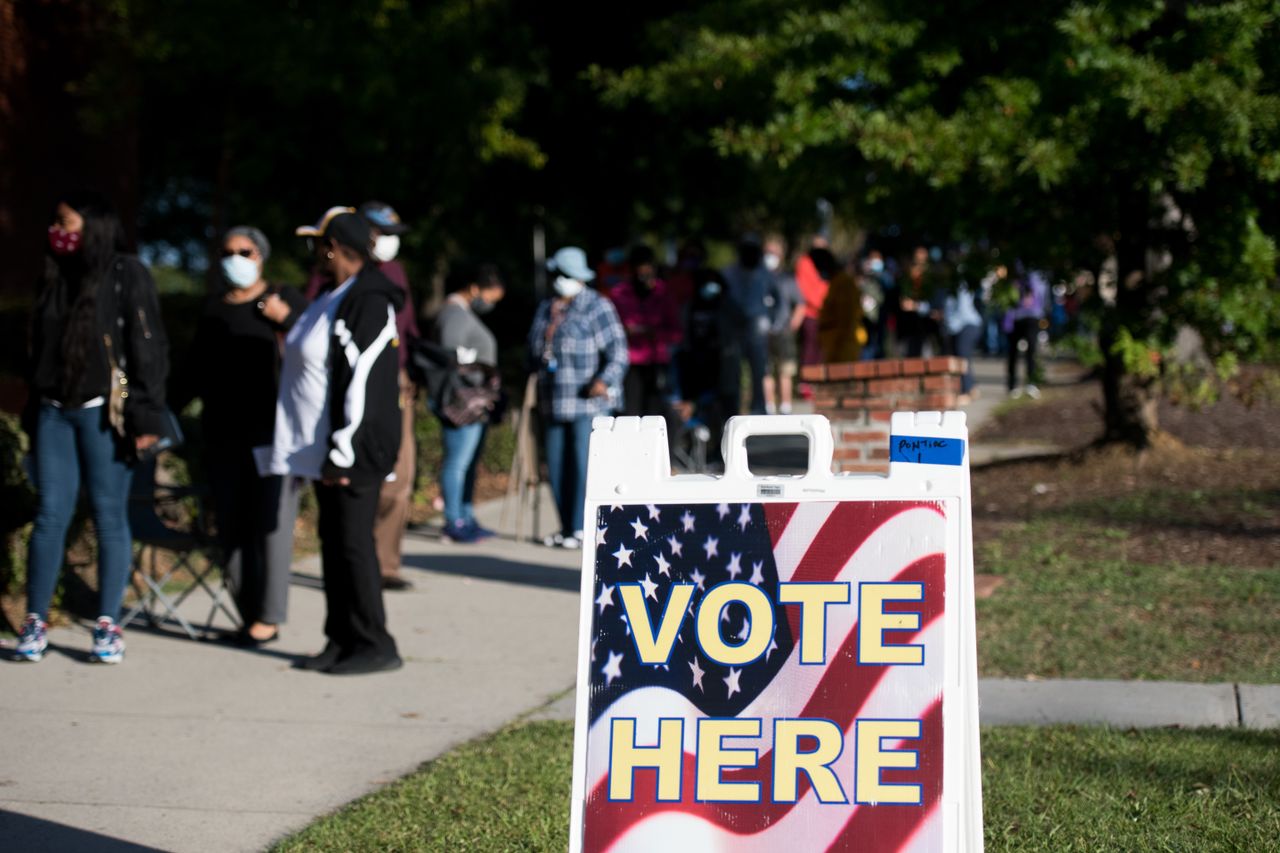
[1099,343,1159,447]
[1098,197,1161,448]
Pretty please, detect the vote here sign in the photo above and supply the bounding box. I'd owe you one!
[569,414,981,853]
[577,497,949,851]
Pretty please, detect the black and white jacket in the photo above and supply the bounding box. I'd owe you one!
[321,263,405,486]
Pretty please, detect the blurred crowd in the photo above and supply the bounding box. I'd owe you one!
[14,191,1073,674]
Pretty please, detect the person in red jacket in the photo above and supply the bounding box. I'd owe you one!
[609,244,682,420]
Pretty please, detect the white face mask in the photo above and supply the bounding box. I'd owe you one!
[221,254,260,289]
[553,275,585,298]
[372,234,400,263]
[763,252,782,272]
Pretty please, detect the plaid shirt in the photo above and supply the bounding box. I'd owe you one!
[527,288,629,421]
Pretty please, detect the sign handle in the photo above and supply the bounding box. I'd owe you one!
[720,414,835,481]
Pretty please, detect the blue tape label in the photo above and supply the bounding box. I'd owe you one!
[889,435,965,466]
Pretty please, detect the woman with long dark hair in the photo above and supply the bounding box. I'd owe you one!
[17,191,169,664]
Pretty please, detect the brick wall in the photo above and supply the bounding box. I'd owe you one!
[799,357,968,473]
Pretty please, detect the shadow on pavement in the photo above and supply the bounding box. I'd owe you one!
[0,810,168,853]
[402,553,580,592]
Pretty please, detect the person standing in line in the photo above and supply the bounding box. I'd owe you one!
[432,263,506,543]
[794,240,830,370]
[268,208,403,675]
[172,226,307,646]
[360,201,419,592]
[761,237,805,414]
[858,250,891,360]
[816,250,865,364]
[942,275,984,404]
[528,247,628,550]
[1003,268,1048,399]
[610,244,681,420]
[721,234,778,415]
[17,191,169,664]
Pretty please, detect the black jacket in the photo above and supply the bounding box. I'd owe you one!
[321,264,405,485]
[28,253,169,436]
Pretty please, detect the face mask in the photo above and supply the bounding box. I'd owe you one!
[221,254,260,288]
[763,252,781,272]
[372,235,400,263]
[869,258,885,273]
[553,275,584,298]
[470,296,494,315]
[699,283,721,299]
[48,225,82,255]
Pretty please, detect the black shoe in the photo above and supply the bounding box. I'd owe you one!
[381,575,414,591]
[323,650,404,675]
[292,642,341,671]
[230,626,279,648]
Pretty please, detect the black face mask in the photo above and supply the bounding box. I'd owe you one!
[470,296,495,315]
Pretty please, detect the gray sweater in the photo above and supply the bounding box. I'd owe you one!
[434,299,498,367]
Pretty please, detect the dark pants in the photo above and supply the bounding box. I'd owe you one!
[27,403,133,622]
[209,445,298,626]
[315,480,398,659]
[623,363,670,418]
[543,416,592,536]
[1006,318,1040,390]
[948,324,982,394]
[800,316,822,365]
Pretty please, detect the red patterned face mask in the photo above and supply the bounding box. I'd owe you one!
[48,225,83,255]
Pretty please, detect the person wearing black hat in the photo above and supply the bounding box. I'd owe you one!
[264,207,404,675]
[358,201,420,593]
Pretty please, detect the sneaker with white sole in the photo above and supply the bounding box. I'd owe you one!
[91,617,125,664]
[16,614,47,662]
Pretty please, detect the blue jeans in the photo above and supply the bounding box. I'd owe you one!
[27,403,134,621]
[949,324,982,394]
[440,421,486,525]
[543,416,592,536]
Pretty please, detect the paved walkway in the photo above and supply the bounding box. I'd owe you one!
[2,357,1276,851]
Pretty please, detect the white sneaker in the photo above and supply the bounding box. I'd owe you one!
[562,531,583,550]
[16,614,47,662]
[1025,384,1041,399]
[1009,387,1025,399]
[91,617,125,664]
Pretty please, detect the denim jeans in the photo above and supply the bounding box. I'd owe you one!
[543,416,592,536]
[27,403,134,621]
[949,324,982,394]
[440,421,486,525]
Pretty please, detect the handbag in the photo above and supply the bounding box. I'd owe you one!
[102,333,130,438]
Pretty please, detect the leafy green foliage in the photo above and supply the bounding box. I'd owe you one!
[599,0,1280,437]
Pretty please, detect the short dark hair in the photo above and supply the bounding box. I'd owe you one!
[628,244,655,268]
[445,261,503,293]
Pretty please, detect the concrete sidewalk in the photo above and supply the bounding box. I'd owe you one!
[1,511,580,853]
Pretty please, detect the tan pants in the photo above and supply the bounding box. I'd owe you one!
[375,376,416,579]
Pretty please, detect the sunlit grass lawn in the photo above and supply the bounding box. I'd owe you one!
[976,515,1280,683]
[273,720,1280,852]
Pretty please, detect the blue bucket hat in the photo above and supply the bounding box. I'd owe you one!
[547,246,595,281]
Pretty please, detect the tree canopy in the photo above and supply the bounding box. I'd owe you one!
[599,0,1280,442]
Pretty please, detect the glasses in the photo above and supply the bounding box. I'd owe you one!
[222,248,256,259]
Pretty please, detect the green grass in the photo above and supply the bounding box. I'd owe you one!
[274,720,1280,853]
[977,520,1280,682]
[273,722,572,853]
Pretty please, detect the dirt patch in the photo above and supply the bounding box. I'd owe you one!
[973,444,1279,569]
[976,365,1280,451]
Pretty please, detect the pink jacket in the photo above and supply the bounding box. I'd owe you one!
[608,278,683,366]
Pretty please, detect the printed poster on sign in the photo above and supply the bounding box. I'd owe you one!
[569,413,982,853]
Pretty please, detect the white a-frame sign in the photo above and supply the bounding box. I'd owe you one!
[569,412,982,852]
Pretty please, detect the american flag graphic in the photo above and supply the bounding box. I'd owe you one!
[583,499,947,852]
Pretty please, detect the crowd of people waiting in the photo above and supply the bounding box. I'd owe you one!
[13,192,1056,673]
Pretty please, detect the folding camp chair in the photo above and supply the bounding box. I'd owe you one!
[120,458,240,639]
